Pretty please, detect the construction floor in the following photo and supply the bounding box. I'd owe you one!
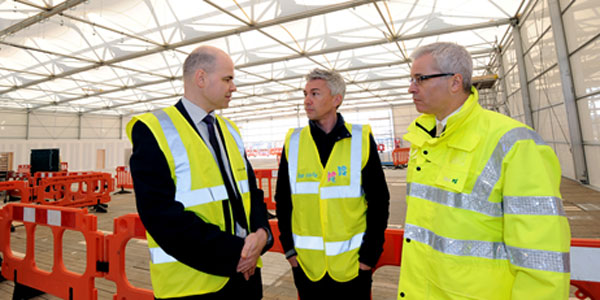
[1,159,599,299]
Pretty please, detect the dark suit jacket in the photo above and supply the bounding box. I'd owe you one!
[129,100,272,298]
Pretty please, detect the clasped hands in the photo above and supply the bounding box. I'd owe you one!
[236,228,268,280]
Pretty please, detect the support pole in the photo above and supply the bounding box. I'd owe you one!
[511,18,535,128]
[548,0,588,184]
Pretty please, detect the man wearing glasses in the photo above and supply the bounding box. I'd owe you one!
[396,42,571,299]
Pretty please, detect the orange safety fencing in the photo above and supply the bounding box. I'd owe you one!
[34,172,113,208]
[392,147,410,168]
[114,166,133,194]
[254,169,278,210]
[1,171,114,210]
[1,207,599,300]
[17,165,30,174]
[0,203,104,300]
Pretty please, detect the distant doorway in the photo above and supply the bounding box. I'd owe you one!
[96,149,106,170]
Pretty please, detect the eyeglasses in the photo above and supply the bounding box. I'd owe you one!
[409,73,455,85]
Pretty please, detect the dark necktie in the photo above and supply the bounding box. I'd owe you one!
[202,115,248,236]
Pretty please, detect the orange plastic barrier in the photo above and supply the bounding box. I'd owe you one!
[392,147,410,168]
[0,180,32,203]
[0,203,104,300]
[104,213,153,300]
[34,172,113,208]
[17,164,30,174]
[61,162,69,171]
[1,211,598,300]
[254,169,278,210]
[115,166,133,193]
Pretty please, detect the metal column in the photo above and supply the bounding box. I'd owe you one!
[548,0,588,184]
[496,47,511,115]
[511,19,535,129]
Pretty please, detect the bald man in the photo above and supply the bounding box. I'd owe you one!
[128,46,273,300]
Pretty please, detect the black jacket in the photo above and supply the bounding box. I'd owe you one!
[275,113,390,268]
[129,100,273,278]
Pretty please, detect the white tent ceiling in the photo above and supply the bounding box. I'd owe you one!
[0,0,526,121]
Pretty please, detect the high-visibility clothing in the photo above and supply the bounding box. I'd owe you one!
[397,87,571,299]
[284,122,371,282]
[127,106,259,298]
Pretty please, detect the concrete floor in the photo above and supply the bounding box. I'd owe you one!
[0,161,599,299]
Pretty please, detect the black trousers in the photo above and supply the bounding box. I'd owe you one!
[155,268,263,300]
[291,266,373,300]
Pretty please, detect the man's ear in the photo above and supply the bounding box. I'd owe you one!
[333,94,343,108]
[449,73,463,93]
[195,69,206,88]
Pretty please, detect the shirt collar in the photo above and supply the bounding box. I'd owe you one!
[181,97,213,125]
[438,102,464,128]
[308,113,351,141]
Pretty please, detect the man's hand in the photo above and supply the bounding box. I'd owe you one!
[236,228,268,280]
[359,262,372,271]
[287,255,299,267]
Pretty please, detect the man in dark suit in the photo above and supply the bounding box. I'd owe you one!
[128,45,273,300]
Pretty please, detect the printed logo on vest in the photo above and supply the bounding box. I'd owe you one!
[298,172,318,179]
[327,165,348,183]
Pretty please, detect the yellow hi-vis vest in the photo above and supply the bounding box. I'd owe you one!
[284,122,370,282]
[126,106,260,298]
[397,87,570,299]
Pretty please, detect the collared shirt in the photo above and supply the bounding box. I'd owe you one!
[181,97,238,199]
[437,102,464,133]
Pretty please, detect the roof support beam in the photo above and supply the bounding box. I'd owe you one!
[9,0,377,109]
[0,0,87,37]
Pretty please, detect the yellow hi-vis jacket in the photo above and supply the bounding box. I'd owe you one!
[284,122,371,282]
[127,106,260,298]
[397,87,571,299]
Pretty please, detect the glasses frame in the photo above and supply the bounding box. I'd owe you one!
[409,73,456,85]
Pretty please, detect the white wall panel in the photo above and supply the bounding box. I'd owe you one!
[577,94,600,142]
[0,139,129,173]
[529,66,563,111]
[505,68,521,96]
[562,0,600,53]
[555,143,576,179]
[502,40,518,70]
[392,104,420,147]
[584,145,600,189]
[507,92,525,120]
[521,0,552,52]
[570,37,600,98]
[524,30,557,80]
[559,0,573,11]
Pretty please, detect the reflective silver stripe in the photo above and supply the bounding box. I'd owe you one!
[325,232,364,256]
[504,196,565,216]
[288,128,306,195]
[238,180,249,194]
[321,124,363,199]
[293,234,324,250]
[149,247,177,264]
[405,223,569,273]
[223,118,251,195]
[408,182,502,217]
[154,110,193,203]
[293,233,365,256]
[294,182,320,194]
[176,185,228,208]
[408,127,550,217]
[506,245,570,273]
[405,223,508,260]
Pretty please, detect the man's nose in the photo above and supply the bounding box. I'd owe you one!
[408,81,418,93]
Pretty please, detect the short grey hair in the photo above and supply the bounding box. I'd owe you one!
[183,48,216,79]
[305,68,346,99]
[410,42,472,92]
